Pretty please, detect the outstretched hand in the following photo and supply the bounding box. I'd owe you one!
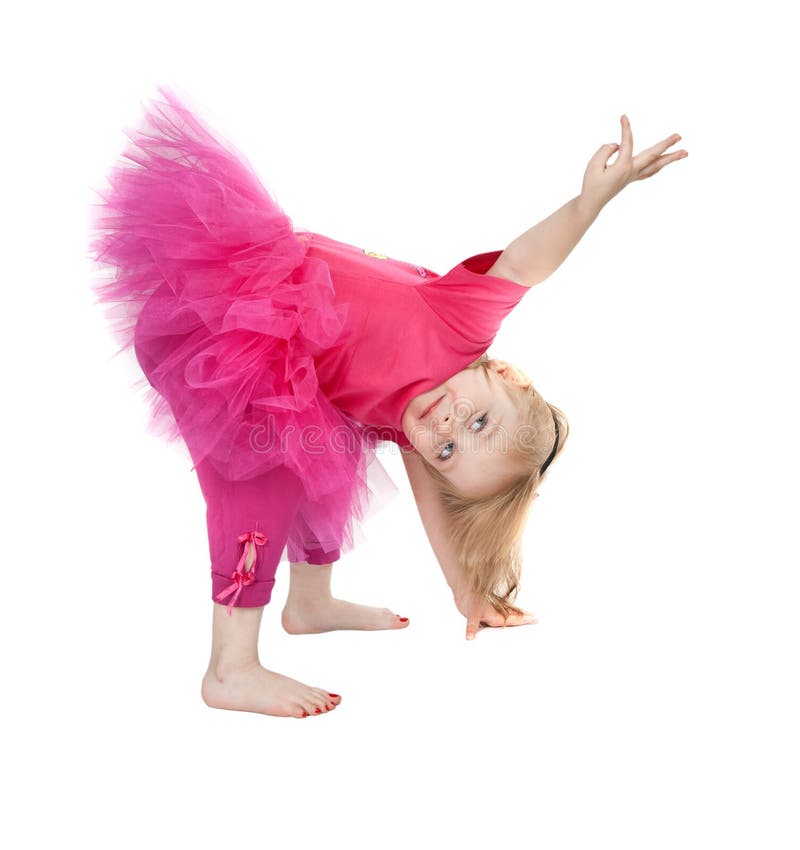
[581,114,688,209]
[453,585,538,641]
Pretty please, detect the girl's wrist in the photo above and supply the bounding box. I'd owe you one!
[576,190,607,220]
[449,577,472,605]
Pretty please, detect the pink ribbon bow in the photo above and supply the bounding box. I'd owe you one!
[215,531,269,616]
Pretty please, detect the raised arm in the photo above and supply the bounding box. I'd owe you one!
[487,114,687,288]
[487,194,602,288]
[401,448,537,640]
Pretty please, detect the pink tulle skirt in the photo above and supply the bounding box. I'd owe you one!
[87,85,396,561]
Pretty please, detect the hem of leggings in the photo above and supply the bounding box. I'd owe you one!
[211,572,276,608]
[300,547,341,565]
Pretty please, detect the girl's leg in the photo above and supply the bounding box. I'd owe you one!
[280,560,411,634]
[279,491,411,634]
[194,458,342,718]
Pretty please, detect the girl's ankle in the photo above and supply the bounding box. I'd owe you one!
[284,591,334,611]
[208,655,261,681]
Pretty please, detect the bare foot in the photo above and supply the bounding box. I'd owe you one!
[201,661,342,718]
[281,597,411,635]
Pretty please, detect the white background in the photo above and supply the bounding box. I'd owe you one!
[2,0,798,847]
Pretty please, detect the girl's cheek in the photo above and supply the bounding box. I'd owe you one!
[416,434,432,459]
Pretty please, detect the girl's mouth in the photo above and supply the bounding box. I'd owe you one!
[419,394,445,419]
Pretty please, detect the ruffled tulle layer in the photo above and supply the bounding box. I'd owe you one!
[87,85,396,559]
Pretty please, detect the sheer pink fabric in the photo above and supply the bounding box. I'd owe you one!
[88,85,396,560]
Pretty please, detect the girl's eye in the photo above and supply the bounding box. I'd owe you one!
[436,413,489,461]
[470,413,489,433]
[437,441,455,461]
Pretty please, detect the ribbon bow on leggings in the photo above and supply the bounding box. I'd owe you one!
[215,531,269,616]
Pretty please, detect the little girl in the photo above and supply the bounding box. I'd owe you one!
[88,86,686,719]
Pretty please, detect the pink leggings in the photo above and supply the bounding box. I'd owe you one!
[193,458,340,610]
[134,326,340,612]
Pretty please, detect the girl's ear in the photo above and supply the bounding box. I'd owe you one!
[488,359,532,388]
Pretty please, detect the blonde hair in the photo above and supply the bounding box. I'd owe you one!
[418,353,569,617]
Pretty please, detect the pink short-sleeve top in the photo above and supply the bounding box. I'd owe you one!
[299,231,530,450]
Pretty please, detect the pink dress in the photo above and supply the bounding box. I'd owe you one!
[88,86,529,610]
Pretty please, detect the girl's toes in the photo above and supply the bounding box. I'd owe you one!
[312,687,333,703]
[313,689,338,709]
[308,693,329,712]
[299,698,319,717]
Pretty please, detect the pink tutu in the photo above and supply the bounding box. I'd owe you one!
[88,85,396,560]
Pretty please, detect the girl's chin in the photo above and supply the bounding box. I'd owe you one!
[400,410,412,443]
[401,427,419,451]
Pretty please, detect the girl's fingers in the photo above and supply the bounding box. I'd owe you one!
[636,150,688,180]
[619,114,634,161]
[465,600,539,637]
[466,611,538,636]
[603,143,620,168]
[589,143,620,178]
[482,612,507,628]
[486,611,538,627]
[661,132,682,150]
[506,613,538,626]
[634,132,683,172]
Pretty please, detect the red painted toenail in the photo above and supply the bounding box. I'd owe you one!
[328,693,340,698]
[301,711,308,717]
[399,617,409,622]
[315,708,321,713]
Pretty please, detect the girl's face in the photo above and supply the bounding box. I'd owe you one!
[400,360,529,497]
